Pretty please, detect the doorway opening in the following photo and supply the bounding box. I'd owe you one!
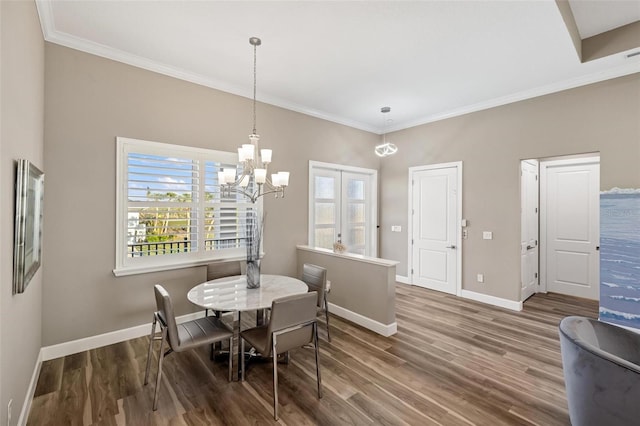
[520,153,600,302]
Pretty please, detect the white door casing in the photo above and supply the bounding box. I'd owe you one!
[409,162,462,295]
[541,157,600,300]
[521,160,539,301]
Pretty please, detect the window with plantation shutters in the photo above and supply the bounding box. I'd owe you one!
[114,137,259,276]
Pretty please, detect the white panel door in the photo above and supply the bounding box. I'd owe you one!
[545,161,600,299]
[521,160,539,301]
[411,166,459,294]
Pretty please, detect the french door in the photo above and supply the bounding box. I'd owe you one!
[308,161,377,257]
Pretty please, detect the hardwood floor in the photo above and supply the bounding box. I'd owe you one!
[27,285,598,425]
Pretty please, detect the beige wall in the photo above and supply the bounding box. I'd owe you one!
[380,74,640,301]
[43,43,380,346]
[297,246,397,327]
[1,0,44,422]
[27,14,640,352]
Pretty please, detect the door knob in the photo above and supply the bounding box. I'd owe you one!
[526,245,533,250]
[446,245,456,249]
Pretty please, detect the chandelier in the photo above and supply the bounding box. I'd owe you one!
[374,106,398,157]
[218,37,290,203]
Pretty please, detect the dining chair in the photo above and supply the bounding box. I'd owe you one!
[205,260,243,358]
[144,284,234,411]
[240,292,322,420]
[207,260,242,281]
[205,260,242,317]
[301,263,331,341]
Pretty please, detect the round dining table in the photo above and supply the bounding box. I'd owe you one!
[187,274,308,380]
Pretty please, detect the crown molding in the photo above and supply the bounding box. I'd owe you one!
[386,60,640,133]
[36,0,639,136]
[35,1,377,134]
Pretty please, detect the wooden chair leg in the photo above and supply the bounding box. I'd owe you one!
[144,315,157,385]
[152,327,167,411]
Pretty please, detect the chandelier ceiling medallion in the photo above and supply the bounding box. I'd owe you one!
[218,37,290,203]
[374,106,398,157]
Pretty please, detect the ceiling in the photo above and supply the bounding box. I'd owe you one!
[569,0,640,38]
[36,1,640,133]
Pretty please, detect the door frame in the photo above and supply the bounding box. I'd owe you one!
[408,161,463,296]
[539,155,600,294]
[308,160,378,257]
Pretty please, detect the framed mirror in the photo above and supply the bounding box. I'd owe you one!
[13,159,44,294]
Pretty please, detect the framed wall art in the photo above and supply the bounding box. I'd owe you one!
[13,159,44,294]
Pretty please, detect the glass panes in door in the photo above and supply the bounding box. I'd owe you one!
[309,164,375,257]
[312,171,340,250]
[343,173,369,255]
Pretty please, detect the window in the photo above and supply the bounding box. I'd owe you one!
[308,161,377,256]
[114,137,258,276]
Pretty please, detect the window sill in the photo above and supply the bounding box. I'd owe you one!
[113,254,248,277]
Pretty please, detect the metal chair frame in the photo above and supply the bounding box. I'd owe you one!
[241,318,322,420]
[301,263,332,342]
[144,311,233,410]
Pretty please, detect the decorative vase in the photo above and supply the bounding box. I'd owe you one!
[246,209,263,289]
[333,241,346,254]
[246,259,261,289]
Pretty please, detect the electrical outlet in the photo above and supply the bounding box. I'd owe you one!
[462,229,468,239]
[477,274,484,283]
[7,399,12,426]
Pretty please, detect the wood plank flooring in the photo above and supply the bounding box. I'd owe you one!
[27,285,598,425]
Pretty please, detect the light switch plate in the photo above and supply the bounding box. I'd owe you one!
[391,226,401,232]
[477,274,484,283]
[483,231,493,240]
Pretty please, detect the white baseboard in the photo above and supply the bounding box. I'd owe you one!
[23,312,204,425]
[395,275,410,284]
[40,311,205,361]
[17,350,43,426]
[328,302,397,337]
[460,289,523,312]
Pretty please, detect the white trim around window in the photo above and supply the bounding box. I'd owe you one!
[113,137,260,277]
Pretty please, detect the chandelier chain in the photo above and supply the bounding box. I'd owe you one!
[252,42,257,135]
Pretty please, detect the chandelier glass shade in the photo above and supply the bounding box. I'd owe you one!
[218,37,290,203]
